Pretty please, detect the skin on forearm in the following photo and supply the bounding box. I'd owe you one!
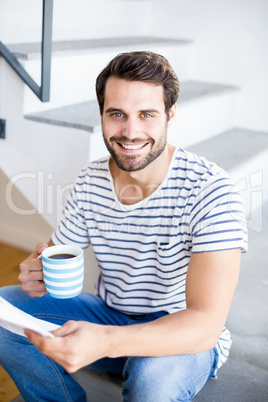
[105,307,224,359]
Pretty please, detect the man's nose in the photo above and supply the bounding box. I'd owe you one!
[121,117,139,139]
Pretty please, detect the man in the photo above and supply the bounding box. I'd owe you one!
[0,51,247,401]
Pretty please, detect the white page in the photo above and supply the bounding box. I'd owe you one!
[0,297,61,338]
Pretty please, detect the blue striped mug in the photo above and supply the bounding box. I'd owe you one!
[41,245,84,299]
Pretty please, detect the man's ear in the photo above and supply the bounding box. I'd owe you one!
[168,103,177,126]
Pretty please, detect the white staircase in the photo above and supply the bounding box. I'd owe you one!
[2,2,267,400]
[3,32,268,402]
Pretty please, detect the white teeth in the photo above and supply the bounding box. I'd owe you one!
[120,143,146,150]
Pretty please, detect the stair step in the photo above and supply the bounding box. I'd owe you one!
[25,100,101,133]
[24,81,238,133]
[177,81,238,104]
[187,127,268,173]
[7,37,192,60]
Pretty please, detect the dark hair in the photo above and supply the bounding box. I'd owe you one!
[95,51,179,117]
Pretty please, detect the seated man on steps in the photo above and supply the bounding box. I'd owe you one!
[0,51,247,402]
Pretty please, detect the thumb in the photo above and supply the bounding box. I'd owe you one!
[51,321,78,338]
[34,243,50,258]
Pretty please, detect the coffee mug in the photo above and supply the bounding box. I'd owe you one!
[41,245,84,299]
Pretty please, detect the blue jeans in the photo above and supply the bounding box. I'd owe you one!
[0,285,217,401]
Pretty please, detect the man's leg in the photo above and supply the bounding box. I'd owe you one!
[122,350,217,402]
[0,285,217,401]
[0,285,130,401]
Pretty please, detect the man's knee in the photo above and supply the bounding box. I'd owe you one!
[122,356,192,402]
[0,284,23,303]
[122,351,214,402]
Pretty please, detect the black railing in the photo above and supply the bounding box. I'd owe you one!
[0,0,53,102]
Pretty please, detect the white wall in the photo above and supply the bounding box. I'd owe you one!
[0,0,150,43]
[0,58,91,236]
[149,0,268,132]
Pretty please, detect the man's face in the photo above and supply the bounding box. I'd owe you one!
[101,77,173,172]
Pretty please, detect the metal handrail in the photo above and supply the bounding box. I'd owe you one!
[0,0,53,102]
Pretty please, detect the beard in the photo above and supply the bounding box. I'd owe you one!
[102,123,168,172]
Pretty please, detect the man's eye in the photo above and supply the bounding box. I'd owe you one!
[142,113,152,118]
[112,113,123,118]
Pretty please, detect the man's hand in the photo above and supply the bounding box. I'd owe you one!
[19,243,50,297]
[25,321,109,373]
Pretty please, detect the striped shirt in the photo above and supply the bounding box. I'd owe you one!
[52,148,248,370]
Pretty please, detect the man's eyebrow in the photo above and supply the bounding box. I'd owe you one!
[104,107,125,114]
[104,107,160,114]
[140,109,160,114]
[105,107,123,113]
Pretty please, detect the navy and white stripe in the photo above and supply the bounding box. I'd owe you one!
[52,148,247,369]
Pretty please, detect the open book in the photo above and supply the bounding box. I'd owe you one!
[0,297,60,338]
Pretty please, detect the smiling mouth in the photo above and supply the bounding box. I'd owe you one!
[118,143,148,150]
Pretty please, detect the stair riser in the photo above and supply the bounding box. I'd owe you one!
[168,91,237,148]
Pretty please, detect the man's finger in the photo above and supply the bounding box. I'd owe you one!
[19,270,44,283]
[35,243,50,258]
[25,330,51,348]
[51,320,78,337]
[25,329,71,364]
